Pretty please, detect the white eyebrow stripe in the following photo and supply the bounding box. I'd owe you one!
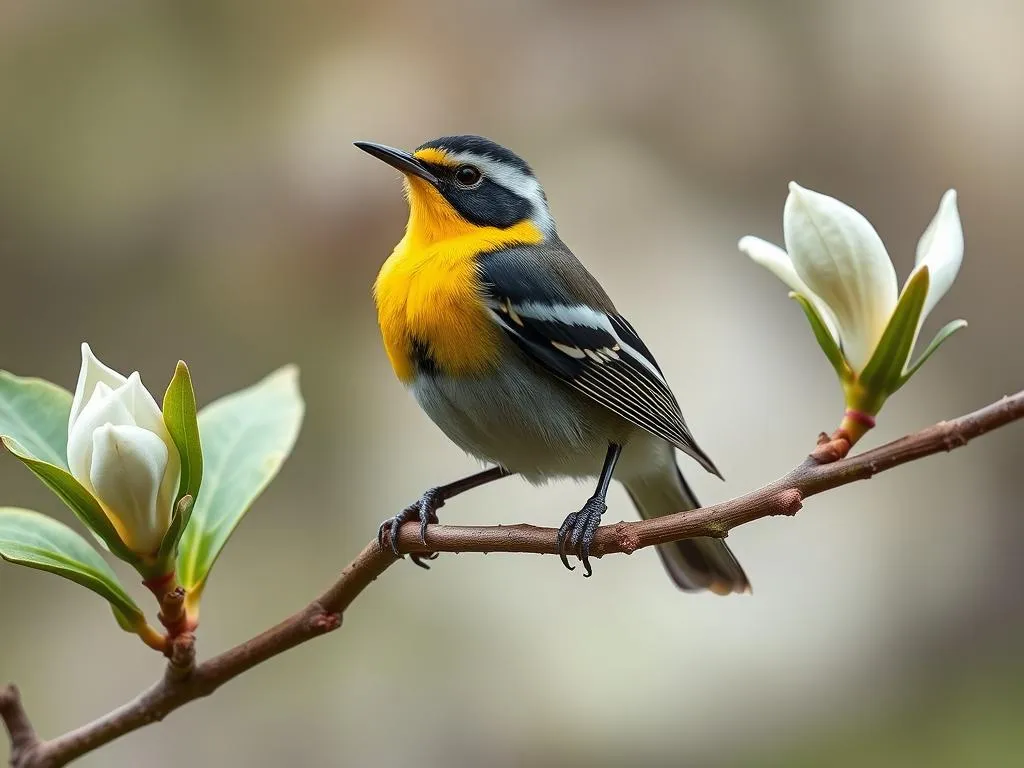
[445,150,555,234]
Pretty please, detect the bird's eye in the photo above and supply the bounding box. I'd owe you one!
[454,165,482,187]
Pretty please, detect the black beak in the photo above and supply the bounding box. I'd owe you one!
[353,141,440,185]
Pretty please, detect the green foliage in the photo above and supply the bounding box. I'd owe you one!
[162,361,203,507]
[899,319,969,390]
[177,366,304,598]
[0,372,135,561]
[860,266,929,396]
[2,361,304,618]
[0,371,72,468]
[0,507,144,631]
[156,494,194,565]
[789,292,852,382]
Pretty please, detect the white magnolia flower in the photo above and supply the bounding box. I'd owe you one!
[67,343,181,555]
[739,183,966,421]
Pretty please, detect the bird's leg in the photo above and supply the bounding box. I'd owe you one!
[557,443,622,577]
[379,466,513,568]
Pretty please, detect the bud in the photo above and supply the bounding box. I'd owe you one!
[67,344,181,554]
[740,185,966,443]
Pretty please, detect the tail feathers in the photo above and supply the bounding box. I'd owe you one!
[624,463,750,595]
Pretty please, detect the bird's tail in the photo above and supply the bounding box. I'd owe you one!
[623,461,750,594]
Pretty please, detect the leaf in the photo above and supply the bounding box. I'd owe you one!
[156,494,194,564]
[0,507,145,631]
[177,366,304,596]
[0,371,73,469]
[162,361,203,506]
[859,266,930,396]
[898,319,968,389]
[0,370,133,559]
[789,292,852,382]
[0,437,138,563]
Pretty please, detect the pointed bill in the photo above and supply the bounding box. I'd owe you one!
[784,183,899,372]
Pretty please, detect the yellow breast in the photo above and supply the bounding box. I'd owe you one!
[374,217,543,383]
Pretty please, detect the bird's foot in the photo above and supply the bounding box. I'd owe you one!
[556,495,607,577]
[378,487,444,568]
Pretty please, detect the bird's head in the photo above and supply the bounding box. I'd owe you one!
[355,135,554,244]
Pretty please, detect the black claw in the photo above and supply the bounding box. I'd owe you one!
[556,513,578,571]
[557,496,606,578]
[410,551,439,569]
[378,487,445,563]
[389,515,404,556]
[580,504,604,577]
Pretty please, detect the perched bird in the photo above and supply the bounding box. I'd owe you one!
[355,135,749,593]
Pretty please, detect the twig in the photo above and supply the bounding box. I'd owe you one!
[0,687,38,767]
[3,390,1023,767]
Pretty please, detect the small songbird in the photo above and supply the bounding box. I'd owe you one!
[355,135,749,593]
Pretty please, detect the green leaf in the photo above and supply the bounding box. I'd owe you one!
[162,361,203,506]
[0,507,145,632]
[0,371,73,469]
[898,319,968,390]
[789,292,852,382]
[156,494,194,564]
[0,437,137,563]
[0,370,134,559]
[859,266,930,396]
[177,366,304,596]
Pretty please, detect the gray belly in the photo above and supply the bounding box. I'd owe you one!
[410,357,671,483]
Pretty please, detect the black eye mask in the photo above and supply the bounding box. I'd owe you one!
[437,175,534,229]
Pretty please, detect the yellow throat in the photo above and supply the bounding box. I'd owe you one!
[373,156,544,383]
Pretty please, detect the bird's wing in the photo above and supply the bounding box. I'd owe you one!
[478,240,720,477]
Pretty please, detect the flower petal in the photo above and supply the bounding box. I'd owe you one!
[66,384,134,492]
[911,189,963,325]
[738,235,840,343]
[784,183,899,372]
[113,373,182,519]
[68,343,128,433]
[89,423,170,554]
[115,373,166,433]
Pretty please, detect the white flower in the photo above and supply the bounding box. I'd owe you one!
[739,183,966,408]
[67,344,181,555]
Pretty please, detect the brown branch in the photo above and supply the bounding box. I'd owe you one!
[4,390,1023,767]
[0,687,38,766]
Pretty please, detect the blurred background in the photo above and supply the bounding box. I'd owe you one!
[2,1,1022,765]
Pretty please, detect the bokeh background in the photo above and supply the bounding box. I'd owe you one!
[2,1,1023,766]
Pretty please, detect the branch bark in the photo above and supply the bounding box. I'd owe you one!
[4,391,1023,767]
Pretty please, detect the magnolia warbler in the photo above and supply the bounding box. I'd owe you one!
[356,135,749,594]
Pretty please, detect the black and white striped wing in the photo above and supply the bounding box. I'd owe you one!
[486,296,721,477]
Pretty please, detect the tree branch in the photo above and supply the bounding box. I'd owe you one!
[4,391,1023,767]
[0,687,38,767]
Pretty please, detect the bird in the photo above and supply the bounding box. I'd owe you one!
[354,134,750,594]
